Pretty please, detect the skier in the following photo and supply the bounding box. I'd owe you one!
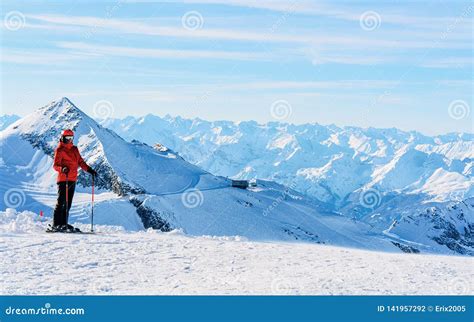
[48,129,97,232]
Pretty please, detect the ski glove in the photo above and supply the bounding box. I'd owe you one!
[88,168,97,177]
[61,166,69,174]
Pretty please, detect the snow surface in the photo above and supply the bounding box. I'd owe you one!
[1,210,472,295]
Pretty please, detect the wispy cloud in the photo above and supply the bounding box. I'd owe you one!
[26,14,303,43]
[149,0,474,29]
[25,14,470,51]
[211,80,399,91]
[420,57,473,69]
[57,41,273,61]
[64,80,401,95]
[436,80,473,87]
[1,50,96,65]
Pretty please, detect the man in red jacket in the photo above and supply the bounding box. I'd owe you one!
[49,129,97,232]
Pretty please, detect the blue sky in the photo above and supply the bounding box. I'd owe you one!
[1,0,472,135]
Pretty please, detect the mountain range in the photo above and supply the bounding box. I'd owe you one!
[101,113,473,206]
[1,98,472,255]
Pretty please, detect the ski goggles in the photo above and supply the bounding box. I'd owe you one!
[64,136,74,141]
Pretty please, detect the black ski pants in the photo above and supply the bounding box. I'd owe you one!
[53,181,76,226]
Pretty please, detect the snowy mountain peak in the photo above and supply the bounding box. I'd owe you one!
[2,98,215,196]
[10,97,88,140]
[40,96,77,112]
[37,97,86,124]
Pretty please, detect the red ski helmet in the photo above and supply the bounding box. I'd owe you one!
[62,129,74,137]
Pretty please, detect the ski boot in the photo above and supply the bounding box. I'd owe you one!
[46,224,67,233]
[65,224,82,233]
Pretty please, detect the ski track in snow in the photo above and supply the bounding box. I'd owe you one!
[1,227,472,295]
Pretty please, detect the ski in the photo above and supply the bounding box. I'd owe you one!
[46,229,97,234]
[46,224,92,234]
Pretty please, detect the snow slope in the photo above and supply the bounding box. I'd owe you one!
[101,114,474,255]
[1,98,404,253]
[385,198,474,255]
[1,210,472,295]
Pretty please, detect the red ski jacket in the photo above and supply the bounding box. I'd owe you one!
[53,141,91,182]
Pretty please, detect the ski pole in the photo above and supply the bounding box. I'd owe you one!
[91,174,94,232]
[65,173,69,225]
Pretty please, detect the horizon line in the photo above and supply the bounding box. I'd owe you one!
[2,96,473,138]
